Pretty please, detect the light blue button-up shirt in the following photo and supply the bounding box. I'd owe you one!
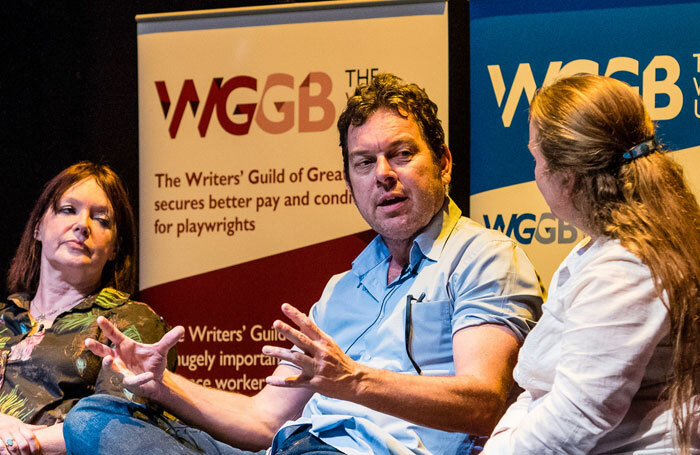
[279,198,543,455]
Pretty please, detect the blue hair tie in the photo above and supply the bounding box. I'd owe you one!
[623,138,655,161]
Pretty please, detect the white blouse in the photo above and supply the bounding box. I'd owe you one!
[483,237,699,454]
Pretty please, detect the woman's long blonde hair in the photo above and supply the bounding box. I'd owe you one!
[530,74,700,454]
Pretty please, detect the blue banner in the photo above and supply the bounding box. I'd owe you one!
[469,0,700,285]
[470,0,700,195]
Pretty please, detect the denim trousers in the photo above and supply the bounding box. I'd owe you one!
[64,394,341,455]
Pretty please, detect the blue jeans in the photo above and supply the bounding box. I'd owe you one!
[64,394,266,455]
[64,394,343,455]
[270,425,342,455]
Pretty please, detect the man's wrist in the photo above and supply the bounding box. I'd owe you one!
[153,369,179,404]
[347,363,372,401]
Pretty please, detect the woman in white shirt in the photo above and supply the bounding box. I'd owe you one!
[483,74,700,454]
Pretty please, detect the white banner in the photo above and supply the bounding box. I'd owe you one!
[137,0,448,290]
[136,0,448,391]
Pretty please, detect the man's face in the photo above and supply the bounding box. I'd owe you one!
[346,108,451,243]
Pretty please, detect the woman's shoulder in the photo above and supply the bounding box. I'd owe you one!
[90,288,170,338]
[563,238,663,312]
[91,288,159,315]
[571,237,649,277]
[89,288,177,370]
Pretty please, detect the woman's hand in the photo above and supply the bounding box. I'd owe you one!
[85,316,184,401]
[0,413,45,455]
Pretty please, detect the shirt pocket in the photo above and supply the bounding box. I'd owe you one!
[407,299,453,373]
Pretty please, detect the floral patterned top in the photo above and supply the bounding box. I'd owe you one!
[0,287,176,425]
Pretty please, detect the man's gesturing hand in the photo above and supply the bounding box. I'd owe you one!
[263,304,362,399]
[85,316,184,400]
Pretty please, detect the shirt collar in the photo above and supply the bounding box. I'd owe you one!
[412,197,462,263]
[351,197,462,278]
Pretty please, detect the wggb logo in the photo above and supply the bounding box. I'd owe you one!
[483,212,579,245]
[488,55,683,127]
[154,72,335,138]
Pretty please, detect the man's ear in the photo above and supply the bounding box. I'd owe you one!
[439,145,453,186]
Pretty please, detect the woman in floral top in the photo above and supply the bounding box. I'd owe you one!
[2,162,175,454]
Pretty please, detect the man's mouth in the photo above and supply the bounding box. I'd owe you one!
[377,195,407,207]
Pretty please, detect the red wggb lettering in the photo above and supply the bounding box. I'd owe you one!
[155,72,335,138]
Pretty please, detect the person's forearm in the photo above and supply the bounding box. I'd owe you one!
[154,371,282,450]
[489,390,531,436]
[34,424,65,455]
[265,310,519,436]
[345,366,509,436]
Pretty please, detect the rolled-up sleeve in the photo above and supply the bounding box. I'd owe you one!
[451,239,543,342]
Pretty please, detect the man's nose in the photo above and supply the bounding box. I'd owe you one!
[375,156,397,185]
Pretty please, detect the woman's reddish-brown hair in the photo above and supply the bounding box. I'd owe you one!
[7,161,137,295]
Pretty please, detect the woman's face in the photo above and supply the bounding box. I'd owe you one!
[35,177,117,287]
[528,121,576,226]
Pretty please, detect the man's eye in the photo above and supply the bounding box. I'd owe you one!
[394,148,414,160]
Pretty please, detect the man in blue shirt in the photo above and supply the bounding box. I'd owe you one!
[64,74,543,455]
